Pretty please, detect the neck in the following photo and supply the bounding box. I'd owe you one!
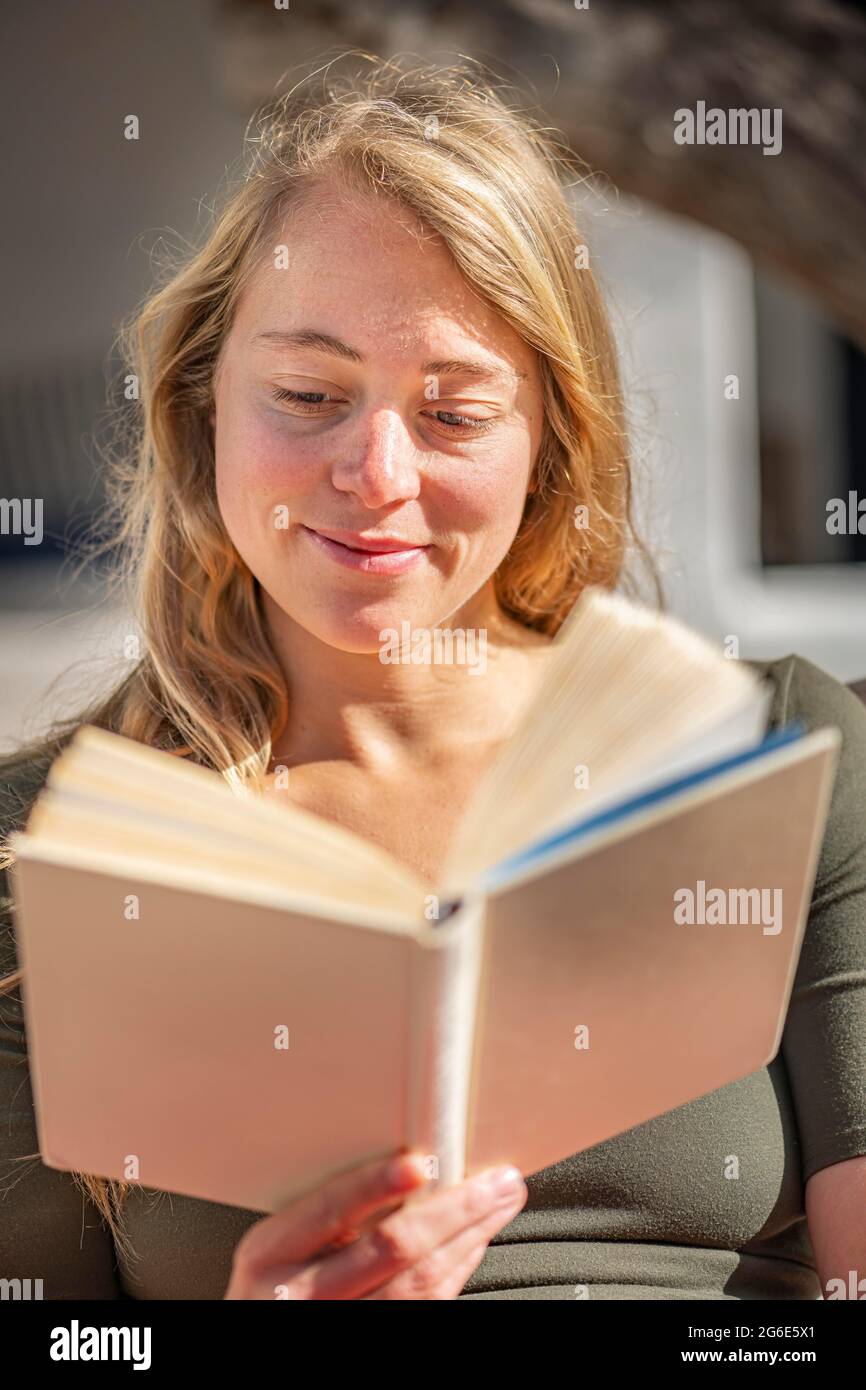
[263,582,545,770]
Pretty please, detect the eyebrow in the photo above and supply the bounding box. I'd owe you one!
[251,329,528,383]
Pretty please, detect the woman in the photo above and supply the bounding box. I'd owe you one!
[1,55,864,1301]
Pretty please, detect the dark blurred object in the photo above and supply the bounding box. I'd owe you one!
[216,0,866,349]
[756,277,866,566]
[0,357,109,558]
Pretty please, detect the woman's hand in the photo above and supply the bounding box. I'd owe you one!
[223,1150,527,1299]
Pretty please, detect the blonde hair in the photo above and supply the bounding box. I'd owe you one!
[0,52,658,1266]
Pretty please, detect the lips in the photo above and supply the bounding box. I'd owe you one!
[306,526,428,553]
[301,525,431,575]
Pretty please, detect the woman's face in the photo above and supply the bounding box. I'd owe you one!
[212,182,544,652]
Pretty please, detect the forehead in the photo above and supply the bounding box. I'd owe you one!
[229,181,539,380]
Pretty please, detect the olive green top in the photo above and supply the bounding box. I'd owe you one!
[1,654,865,1300]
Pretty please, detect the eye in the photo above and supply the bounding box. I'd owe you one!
[271,387,339,414]
[423,409,497,435]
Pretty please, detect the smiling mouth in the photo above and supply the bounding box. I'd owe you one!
[300,525,431,573]
[304,526,430,554]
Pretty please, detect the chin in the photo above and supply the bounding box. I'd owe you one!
[272,595,447,656]
[260,562,490,655]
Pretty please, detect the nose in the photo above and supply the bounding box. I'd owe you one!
[331,407,421,508]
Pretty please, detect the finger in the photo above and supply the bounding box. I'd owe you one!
[435,1239,492,1300]
[323,1191,409,1252]
[234,1150,430,1269]
[363,1238,490,1301]
[361,1188,522,1300]
[293,1166,526,1300]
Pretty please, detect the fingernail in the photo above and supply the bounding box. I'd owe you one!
[387,1152,430,1186]
[485,1165,524,1199]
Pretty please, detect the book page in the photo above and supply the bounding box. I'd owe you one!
[439,587,764,895]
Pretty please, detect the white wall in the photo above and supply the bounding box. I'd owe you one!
[584,189,866,679]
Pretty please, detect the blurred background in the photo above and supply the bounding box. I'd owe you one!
[1,0,864,751]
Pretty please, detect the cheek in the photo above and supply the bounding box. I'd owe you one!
[215,414,320,531]
[438,450,530,542]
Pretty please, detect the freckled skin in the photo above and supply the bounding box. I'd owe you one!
[211,179,551,883]
[212,181,544,653]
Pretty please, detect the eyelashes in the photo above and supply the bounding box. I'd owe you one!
[271,388,332,412]
[269,387,496,435]
[432,410,497,435]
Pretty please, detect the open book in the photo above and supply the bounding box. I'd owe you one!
[10,589,840,1213]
